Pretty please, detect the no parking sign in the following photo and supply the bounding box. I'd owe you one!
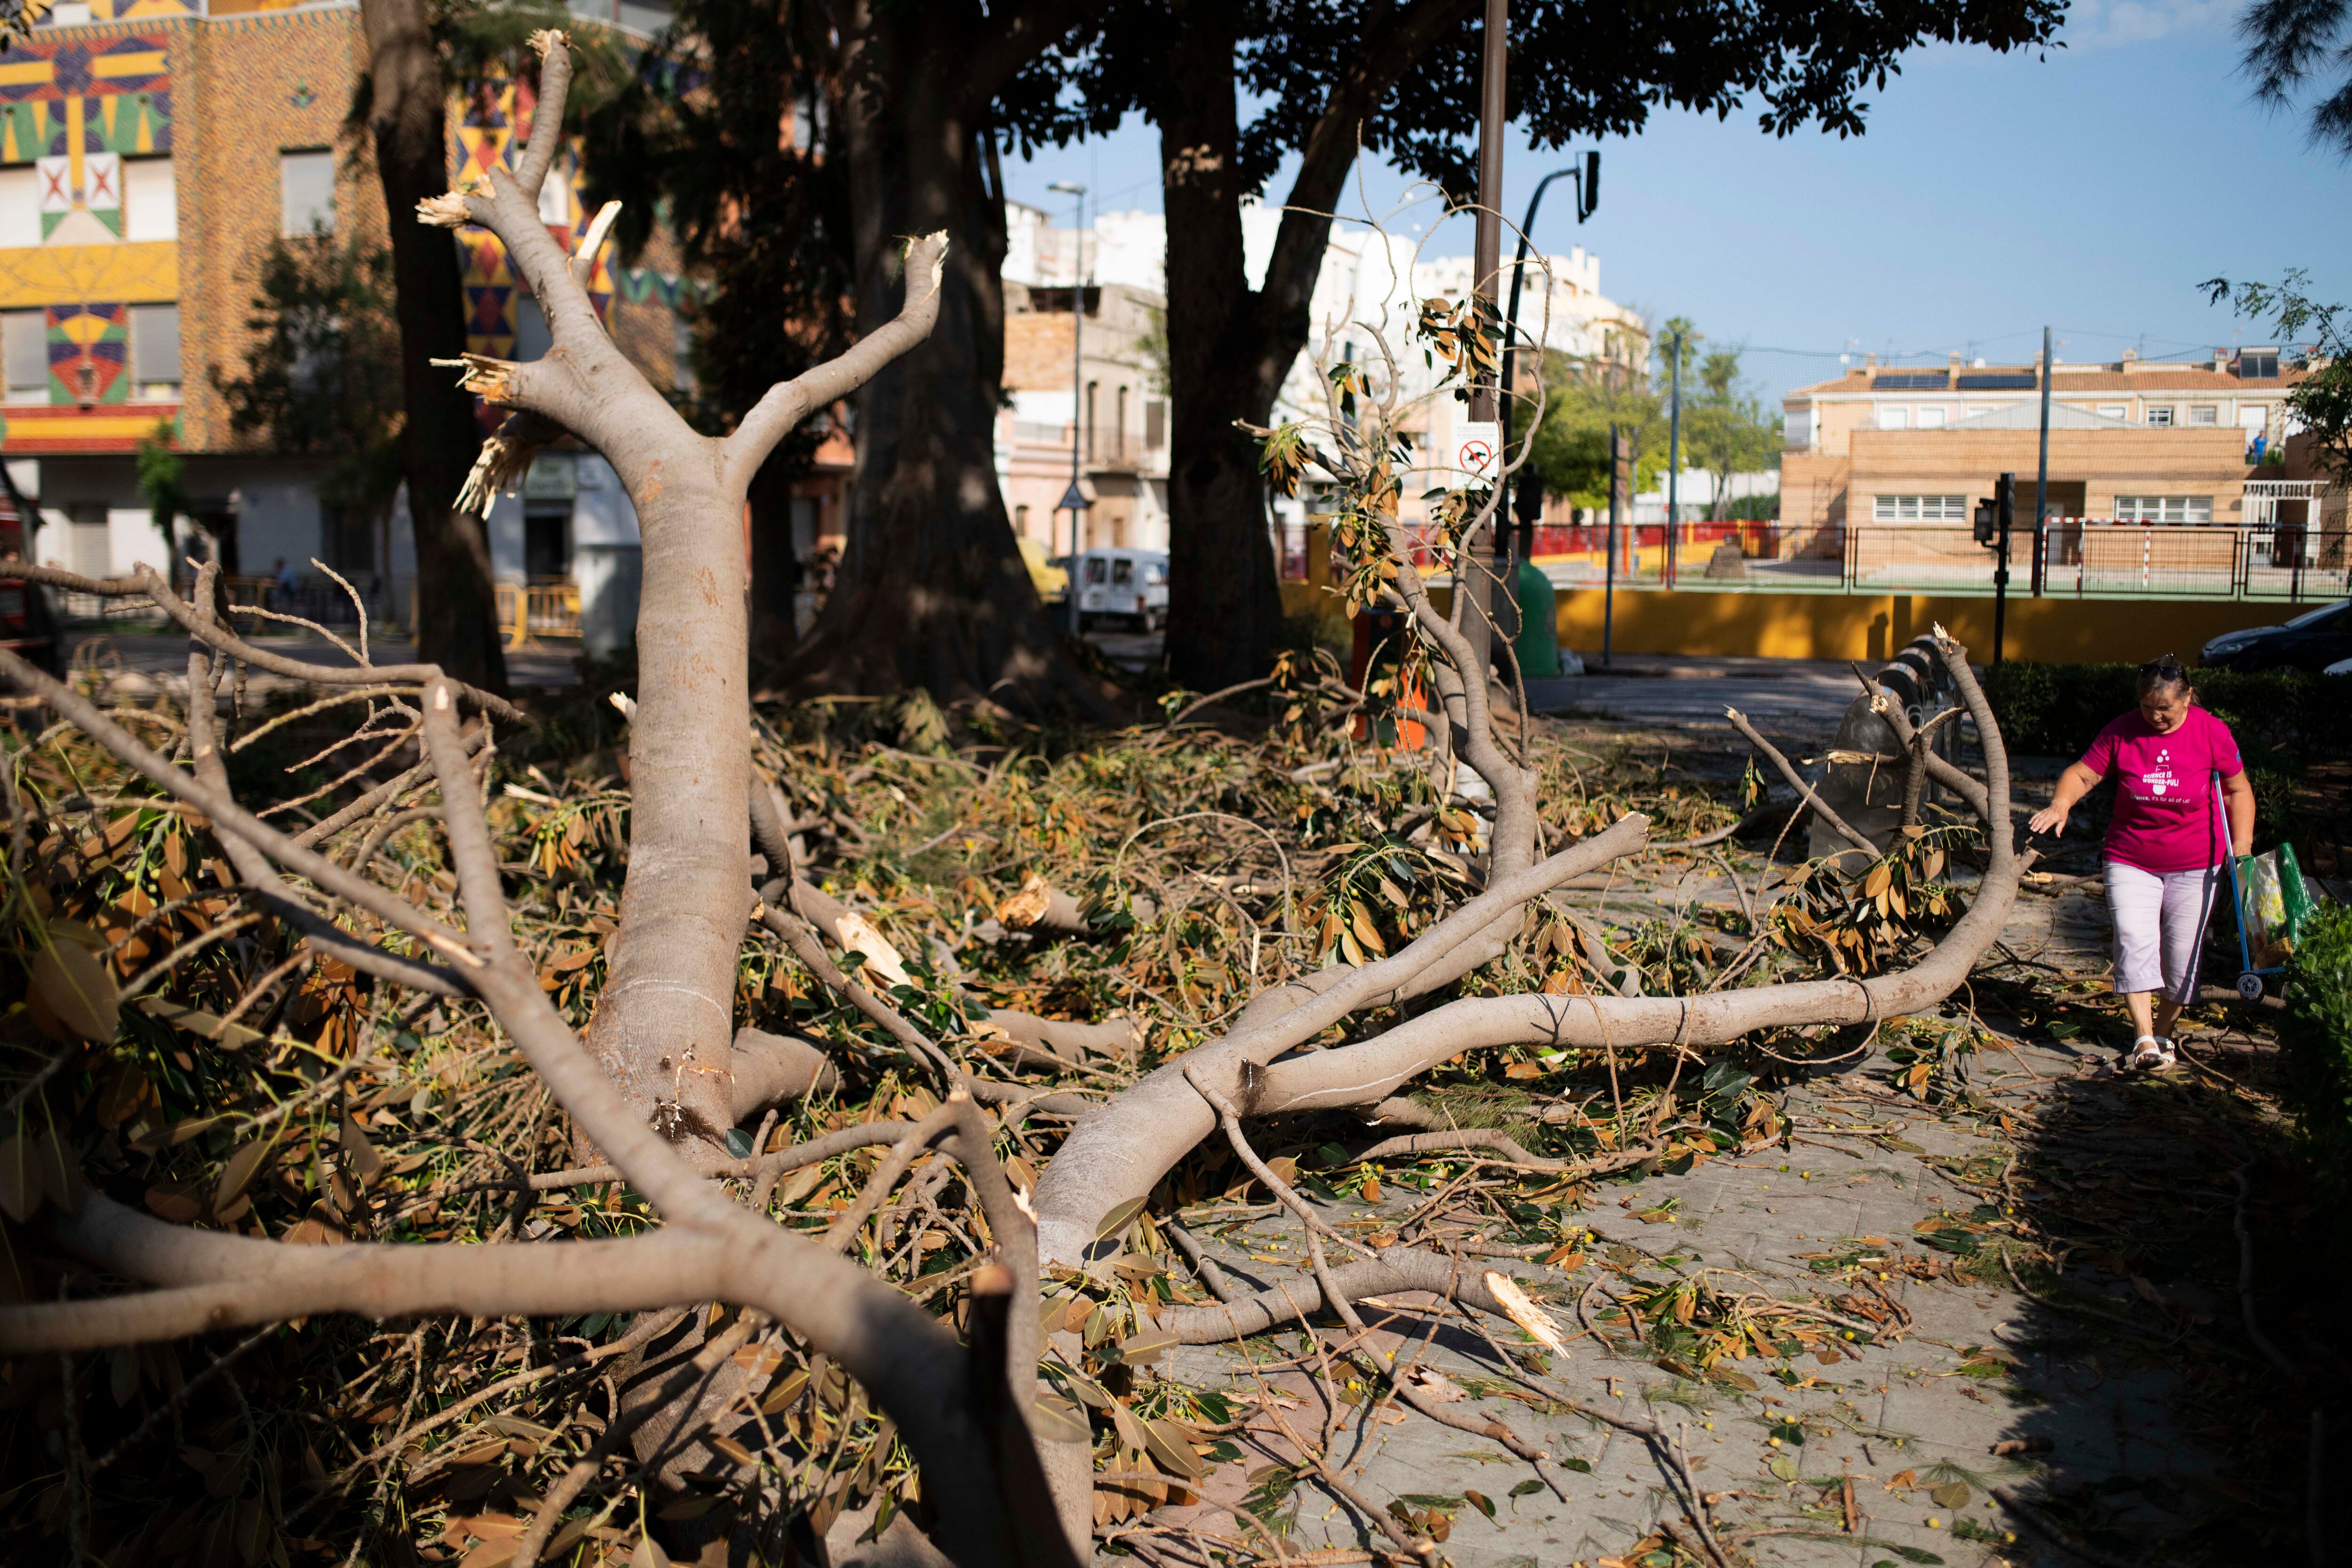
[1455,420,1501,480]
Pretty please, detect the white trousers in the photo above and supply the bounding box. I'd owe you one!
[2104,859,2221,1006]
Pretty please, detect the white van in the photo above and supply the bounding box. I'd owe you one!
[1063,547,1168,631]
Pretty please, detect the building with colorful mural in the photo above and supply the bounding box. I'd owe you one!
[0,0,701,656]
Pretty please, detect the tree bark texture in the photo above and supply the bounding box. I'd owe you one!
[357,0,510,694]
[776,4,1117,715]
[1155,0,1478,693]
[1156,3,1287,696]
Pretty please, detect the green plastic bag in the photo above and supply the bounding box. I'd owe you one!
[2239,843,2317,968]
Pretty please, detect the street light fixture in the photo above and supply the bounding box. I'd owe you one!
[1046,180,1089,635]
[1497,153,1598,563]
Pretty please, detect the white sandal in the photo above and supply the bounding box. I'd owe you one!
[2126,1036,2176,1072]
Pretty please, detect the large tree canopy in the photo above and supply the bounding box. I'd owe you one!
[998,0,2068,692]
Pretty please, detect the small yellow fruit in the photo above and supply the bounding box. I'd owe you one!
[1768,1437,1781,1447]
[1927,1518,1941,1528]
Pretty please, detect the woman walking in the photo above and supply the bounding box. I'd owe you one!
[2027,655,2255,1071]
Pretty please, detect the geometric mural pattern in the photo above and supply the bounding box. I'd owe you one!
[454,74,611,367]
[0,34,175,449]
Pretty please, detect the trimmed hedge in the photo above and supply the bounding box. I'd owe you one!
[2281,902,2352,1201]
[1984,663,2352,759]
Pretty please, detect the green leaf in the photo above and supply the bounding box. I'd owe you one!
[724,1128,754,1160]
[1892,1550,1946,1566]
[1769,1456,1797,1481]
[1509,1479,1545,1498]
[1558,1457,1592,1473]
[1929,1481,1971,1509]
[1462,1489,1495,1520]
[1095,1195,1150,1243]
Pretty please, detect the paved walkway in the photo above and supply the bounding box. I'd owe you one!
[1130,881,2274,1567]
[1527,657,1867,740]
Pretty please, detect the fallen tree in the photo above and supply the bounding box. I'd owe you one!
[0,110,2027,1567]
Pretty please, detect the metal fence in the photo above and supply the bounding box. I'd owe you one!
[1276,518,2351,603]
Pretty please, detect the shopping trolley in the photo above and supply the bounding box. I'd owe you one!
[2215,774,2283,1002]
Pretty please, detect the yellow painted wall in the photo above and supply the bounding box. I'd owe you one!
[1555,587,2320,665]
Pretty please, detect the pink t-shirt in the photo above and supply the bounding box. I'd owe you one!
[2078,706,2243,873]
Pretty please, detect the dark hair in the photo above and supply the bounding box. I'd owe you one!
[2137,653,2193,699]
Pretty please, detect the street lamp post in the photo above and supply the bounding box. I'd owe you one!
[1666,328,1681,588]
[1497,153,1597,561]
[1048,179,1089,635]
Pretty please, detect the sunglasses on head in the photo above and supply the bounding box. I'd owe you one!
[2139,654,2185,677]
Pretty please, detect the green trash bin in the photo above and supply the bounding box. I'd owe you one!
[1510,555,1559,679]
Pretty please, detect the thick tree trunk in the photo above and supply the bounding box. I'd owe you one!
[358,0,509,694]
[1154,0,1470,694]
[776,18,1113,715]
[1157,4,1289,696]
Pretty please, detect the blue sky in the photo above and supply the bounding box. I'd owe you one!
[1001,0,2352,404]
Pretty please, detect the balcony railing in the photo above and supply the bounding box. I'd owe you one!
[1002,420,1167,471]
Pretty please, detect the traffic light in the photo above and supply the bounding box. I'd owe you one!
[1974,499,1997,547]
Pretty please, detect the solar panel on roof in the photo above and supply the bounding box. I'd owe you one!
[1957,373,2036,389]
[1871,372,1949,389]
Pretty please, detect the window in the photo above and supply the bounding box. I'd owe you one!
[1110,557,1134,588]
[513,297,551,362]
[2146,406,2174,427]
[280,150,334,236]
[1876,405,1910,430]
[672,317,695,395]
[2097,403,2127,420]
[2189,405,2218,426]
[124,157,174,243]
[3,309,47,402]
[1871,494,1968,522]
[1082,556,1107,585]
[2240,352,2280,380]
[1013,504,1029,536]
[1915,405,1947,429]
[128,303,179,397]
[1144,397,1166,448]
[0,166,38,249]
[2239,406,2269,434]
[2113,495,2213,524]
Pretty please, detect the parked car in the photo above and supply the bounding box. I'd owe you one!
[2325,654,2352,677]
[1062,547,1168,631]
[2199,598,2352,672]
[1018,536,1068,602]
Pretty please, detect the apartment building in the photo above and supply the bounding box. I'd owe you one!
[1,0,697,653]
[997,200,1650,555]
[1780,349,2317,529]
[998,200,1170,556]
